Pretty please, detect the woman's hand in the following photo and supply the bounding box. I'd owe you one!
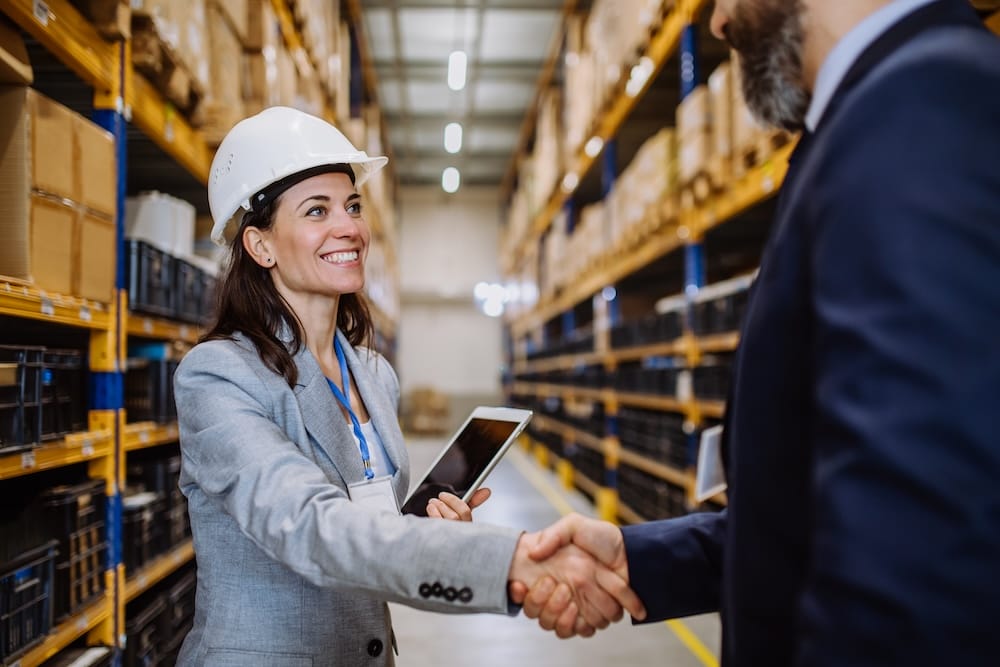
[425,488,491,522]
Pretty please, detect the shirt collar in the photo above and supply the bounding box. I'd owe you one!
[804,0,939,131]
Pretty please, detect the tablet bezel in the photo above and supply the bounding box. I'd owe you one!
[402,405,533,511]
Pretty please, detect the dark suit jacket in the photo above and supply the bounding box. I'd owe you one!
[622,2,1000,665]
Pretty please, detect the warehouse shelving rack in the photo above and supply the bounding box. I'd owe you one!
[507,0,999,526]
[502,0,781,524]
[0,0,393,663]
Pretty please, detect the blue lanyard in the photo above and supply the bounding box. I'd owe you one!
[327,337,375,480]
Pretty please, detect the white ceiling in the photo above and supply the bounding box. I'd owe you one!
[361,0,565,187]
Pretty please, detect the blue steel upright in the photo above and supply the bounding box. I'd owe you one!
[680,22,707,470]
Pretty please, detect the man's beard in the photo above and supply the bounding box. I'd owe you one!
[724,0,810,132]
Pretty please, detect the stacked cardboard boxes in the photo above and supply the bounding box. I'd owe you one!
[607,127,677,251]
[0,87,117,303]
[676,84,714,206]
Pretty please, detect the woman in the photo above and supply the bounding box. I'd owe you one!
[174,107,638,666]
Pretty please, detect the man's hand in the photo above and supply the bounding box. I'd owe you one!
[510,514,646,637]
[508,521,646,638]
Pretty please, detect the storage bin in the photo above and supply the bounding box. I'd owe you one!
[0,345,45,453]
[125,239,175,318]
[41,480,108,620]
[0,541,58,662]
[41,349,87,440]
[124,359,178,424]
[122,492,164,572]
[123,594,166,667]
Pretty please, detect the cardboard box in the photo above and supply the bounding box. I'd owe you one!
[28,194,75,294]
[677,85,712,138]
[78,0,131,41]
[75,210,116,302]
[28,90,76,201]
[74,116,116,217]
[708,62,733,159]
[0,19,33,85]
[210,0,249,48]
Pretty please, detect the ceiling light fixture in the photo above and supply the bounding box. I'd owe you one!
[448,51,467,91]
[444,122,463,154]
[442,167,461,193]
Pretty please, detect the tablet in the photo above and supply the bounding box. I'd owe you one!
[401,406,533,516]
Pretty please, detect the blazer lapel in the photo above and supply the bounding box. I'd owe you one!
[336,331,410,500]
[293,345,369,486]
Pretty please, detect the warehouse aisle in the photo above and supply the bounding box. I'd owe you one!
[391,438,722,667]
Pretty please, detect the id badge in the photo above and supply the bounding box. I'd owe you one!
[348,476,401,515]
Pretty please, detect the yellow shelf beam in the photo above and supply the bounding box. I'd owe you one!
[514,333,740,375]
[514,0,708,263]
[0,430,113,481]
[125,539,195,602]
[987,10,1000,35]
[0,279,111,330]
[532,415,605,453]
[13,595,112,667]
[618,447,692,489]
[696,400,726,419]
[685,141,796,238]
[616,498,648,526]
[123,421,180,451]
[0,0,116,92]
[573,468,602,498]
[616,391,688,414]
[126,313,201,344]
[129,73,212,185]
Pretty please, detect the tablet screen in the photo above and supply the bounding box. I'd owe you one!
[401,417,520,516]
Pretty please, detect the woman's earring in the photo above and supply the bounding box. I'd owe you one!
[265,257,273,264]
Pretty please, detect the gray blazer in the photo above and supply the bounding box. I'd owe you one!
[174,329,521,667]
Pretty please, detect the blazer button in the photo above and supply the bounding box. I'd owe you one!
[431,582,443,597]
[444,587,458,601]
[419,583,432,598]
[457,587,473,603]
[368,639,383,657]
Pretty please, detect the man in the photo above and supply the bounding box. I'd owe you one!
[513,1,1000,664]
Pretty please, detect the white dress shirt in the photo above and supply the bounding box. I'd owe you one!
[805,0,939,131]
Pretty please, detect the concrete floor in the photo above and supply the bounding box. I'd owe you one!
[391,437,722,667]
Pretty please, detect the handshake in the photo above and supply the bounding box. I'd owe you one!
[507,513,647,638]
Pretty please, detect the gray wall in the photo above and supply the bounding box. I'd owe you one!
[396,185,505,430]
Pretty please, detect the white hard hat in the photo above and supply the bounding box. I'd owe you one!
[208,106,388,245]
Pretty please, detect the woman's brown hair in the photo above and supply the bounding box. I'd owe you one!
[201,190,374,387]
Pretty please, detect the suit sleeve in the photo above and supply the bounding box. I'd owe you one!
[797,44,1000,665]
[622,510,725,622]
[174,341,520,614]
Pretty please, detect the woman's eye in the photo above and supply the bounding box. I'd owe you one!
[307,205,327,217]
[347,202,363,215]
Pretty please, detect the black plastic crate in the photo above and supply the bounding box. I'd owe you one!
[41,480,108,621]
[165,569,196,637]
[124,594,166,667]
[174,259,204,324]
[0,541,58,662]
[41,350,87,439]
[123,492,166,573]
[124,359,178,424]
[126,239,175,318]
[0,346,45,453]
[41,645,113,667]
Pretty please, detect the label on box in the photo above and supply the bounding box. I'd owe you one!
[33,0,49,26]
[21,451,36,470]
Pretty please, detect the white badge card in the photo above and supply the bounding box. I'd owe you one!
[348,476,401,515]
[695,425,728,503]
